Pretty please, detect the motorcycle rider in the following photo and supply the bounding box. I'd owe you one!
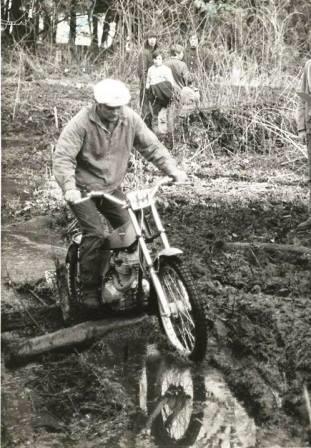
[53,79,187,308]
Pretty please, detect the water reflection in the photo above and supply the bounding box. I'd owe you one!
[117,343,256,448]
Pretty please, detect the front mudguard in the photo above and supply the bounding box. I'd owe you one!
[154,248,183,271]
[148,247,183,316]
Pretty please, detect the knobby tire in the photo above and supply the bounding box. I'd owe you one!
[63,243,82,325]
[155,257,208,362]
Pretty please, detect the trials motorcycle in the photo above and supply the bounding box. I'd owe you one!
[61,177,209,361]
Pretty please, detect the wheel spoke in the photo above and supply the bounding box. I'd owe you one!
[159,371,194,440]
[160,265,197,354]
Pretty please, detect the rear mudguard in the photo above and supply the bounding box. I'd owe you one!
[154,248,183,270]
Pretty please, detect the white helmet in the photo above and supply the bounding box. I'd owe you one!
[93,79,131,107]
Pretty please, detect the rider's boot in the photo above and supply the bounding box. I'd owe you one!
[80,252,102,309]
[81,249,111,309]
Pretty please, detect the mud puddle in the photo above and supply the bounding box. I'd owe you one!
[108,343,258,448]
[2,330,260,448]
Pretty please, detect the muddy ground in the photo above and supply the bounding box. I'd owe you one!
[1,75,311,447]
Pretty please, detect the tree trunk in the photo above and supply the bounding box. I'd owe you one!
[69,0,77,60]
[1,0,10,23]
[92,12,98,48]
[10,0,24,41]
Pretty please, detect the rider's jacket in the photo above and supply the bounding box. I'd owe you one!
[53,104,178,194]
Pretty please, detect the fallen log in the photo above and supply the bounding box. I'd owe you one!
[5,315,148,367]
[216,241,311,259]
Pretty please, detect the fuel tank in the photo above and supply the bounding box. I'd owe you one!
[102,220,137,250]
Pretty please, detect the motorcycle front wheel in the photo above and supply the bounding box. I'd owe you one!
[154,258,209,362]
[147,363,205,446]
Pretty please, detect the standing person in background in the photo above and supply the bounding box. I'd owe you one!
[146,49,179,136]
[297,59,311,230]
[184,33,209,75]
[137,31,158,129]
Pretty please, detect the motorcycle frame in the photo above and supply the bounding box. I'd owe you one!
[73,181,183,318]
[127,201,182,319]
[102,187,183,318]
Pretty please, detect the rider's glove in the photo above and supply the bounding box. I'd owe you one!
[64,189,82,203]
[170,169,188,184]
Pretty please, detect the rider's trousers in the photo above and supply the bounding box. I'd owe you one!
[70,189,129,291]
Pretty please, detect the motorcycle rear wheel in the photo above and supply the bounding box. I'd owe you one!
[62,243,82,325]
[155,258,208,362]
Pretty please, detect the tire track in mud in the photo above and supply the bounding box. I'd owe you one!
[160,186,311,441]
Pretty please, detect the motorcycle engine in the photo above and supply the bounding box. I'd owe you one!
[102,247,143,310]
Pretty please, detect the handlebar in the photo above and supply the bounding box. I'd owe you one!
[75,191,125,205]
[73,176,175,205]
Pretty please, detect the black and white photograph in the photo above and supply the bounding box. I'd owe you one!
[1,0,311,446]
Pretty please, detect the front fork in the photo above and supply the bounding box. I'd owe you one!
[128,207,182,318]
